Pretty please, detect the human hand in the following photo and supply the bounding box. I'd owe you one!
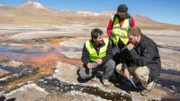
[127,43,134,51]
[87,63,92,69]
[124,68,130,80]
[96,59,102,65]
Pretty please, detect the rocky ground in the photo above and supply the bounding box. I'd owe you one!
[0,24,179,101]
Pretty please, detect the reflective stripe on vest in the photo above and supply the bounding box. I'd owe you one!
[111,16,130,45]
[85,38,109,61]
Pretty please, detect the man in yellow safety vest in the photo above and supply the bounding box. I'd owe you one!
[78,28,115,87]
[107,4,136,79]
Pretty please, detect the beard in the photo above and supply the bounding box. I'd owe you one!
[95,41,103,46]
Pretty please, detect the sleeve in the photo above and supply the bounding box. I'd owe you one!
[131,16,135,27]
[119,48,129,70]
[102,41,113,63]
[81,44,90,66]
[107,18,113,37]
[128,42,156,66]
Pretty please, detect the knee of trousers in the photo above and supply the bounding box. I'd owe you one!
[134,67,148,79]
[115,63,123,75]
[80,75,92,80]
[78,70,92,80]
[106,59,115,69]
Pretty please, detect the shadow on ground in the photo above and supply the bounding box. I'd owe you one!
[0,96,16,101]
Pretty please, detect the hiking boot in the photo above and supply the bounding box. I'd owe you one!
[90,76,97,81]
[140,82,156,96]
[140,89,152,96]
[102,79,111,87]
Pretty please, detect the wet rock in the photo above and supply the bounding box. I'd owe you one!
[38,77,132,101]
[59,38,87,59]
[0,68,10,77]
[61,51,81,59]
[41,91,108,101]
[38,79,44,82]
[0,64,38,87]
[24,45,53,53]
[1,83,48,101]
[60,38,88,49]
[53,62,78,83]
[0,60,23,67]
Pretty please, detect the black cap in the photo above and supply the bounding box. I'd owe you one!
[117,4,128,14]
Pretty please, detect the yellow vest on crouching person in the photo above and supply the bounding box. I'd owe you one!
[85,38,109,61]
[110,16,130,45]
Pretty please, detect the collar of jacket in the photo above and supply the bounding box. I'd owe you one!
[135,33,144,47]
[90,39,105,49]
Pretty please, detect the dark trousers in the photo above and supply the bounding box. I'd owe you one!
[78,59,115,80]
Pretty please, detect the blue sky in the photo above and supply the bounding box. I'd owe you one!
[0,0,180,25]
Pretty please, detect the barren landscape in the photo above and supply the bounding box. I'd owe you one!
[0,1,180,101]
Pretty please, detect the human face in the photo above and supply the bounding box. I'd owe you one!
[117,13,126,19]
[93,34,103,45]
[128,34,138,45]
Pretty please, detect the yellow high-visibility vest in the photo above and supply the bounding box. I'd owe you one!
[111,16,130,45]
[85,38,109,61]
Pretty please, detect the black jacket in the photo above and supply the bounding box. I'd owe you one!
[123,34,161,82]
[81,39,113,66]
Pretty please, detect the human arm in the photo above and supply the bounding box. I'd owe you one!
[130,16,135,27]
[120,48,130,80]
[81,44,90,67]
[128,42,157,66]
[124,68,130,80]
[102,41,113,63]
[107,18,113,37]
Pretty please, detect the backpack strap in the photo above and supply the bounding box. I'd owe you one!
[111,15,117,28]
[129,17,132,27]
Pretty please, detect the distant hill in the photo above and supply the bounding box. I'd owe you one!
[0,1,180,30]
[0,4,14,10]
[16,1,79,16]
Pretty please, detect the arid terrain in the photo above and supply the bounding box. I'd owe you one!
[0,1,180,101]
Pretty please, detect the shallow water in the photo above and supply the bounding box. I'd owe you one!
[0,45,52,54]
